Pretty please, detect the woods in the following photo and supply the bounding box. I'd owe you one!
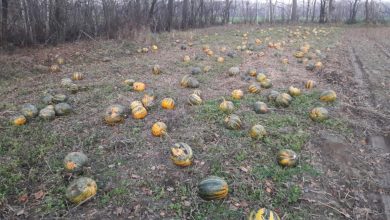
[0,0,389,46]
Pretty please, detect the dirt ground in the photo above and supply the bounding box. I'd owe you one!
[0,25,389,219]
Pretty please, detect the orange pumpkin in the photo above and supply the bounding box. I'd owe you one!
[161,98,175,110]
[151,122,167,137]
[133,82,146,92]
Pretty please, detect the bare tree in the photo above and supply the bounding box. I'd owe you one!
[291,0,298,21]
[1,0,8,45]
[348,0,360,23]
[319,0,327,23]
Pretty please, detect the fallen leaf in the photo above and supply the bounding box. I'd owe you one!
[34,190,45,200]
[18,194,28,203]
[131,174,141,179]
[239,166,248,173]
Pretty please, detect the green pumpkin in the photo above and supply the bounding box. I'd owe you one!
[319,90,337,102]
[253,101,268,114]
[181,75,199,88]
[267,90,280,102]
[21,104,38,119]
[219,99,235,114]
[64,152,89,173]
[277,149,298,167]
[228,67,240,76]
[39,105,56,120]
[309,107,329,122]
[54,103,72,116]
[249,124,267,140]
[52,94,68,103]
[66,177,97,204]
[188,93,203,105]
[248,208,281,220]
[198,176,228,201]
[224,114,242,130]
[275,93,292,108]
[260,79,272,89]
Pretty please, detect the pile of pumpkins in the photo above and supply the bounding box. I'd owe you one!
[10,70,87,126]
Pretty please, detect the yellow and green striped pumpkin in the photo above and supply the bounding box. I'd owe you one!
[319,90,337,103]
[188,93,203,105]
[219,99,235,114]
[309,107,329,122]
[66,177,97,204]
[224,114,242,130]
[250,124,267,140]
[248,83,261,94]
[198,176,228,201]
[248,208,281,220]
[305,80,315,89]
[277,149,298,167]
[170,143,193,167]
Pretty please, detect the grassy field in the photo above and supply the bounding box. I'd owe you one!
[0,25,388,219]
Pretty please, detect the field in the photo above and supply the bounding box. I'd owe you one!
[0,25,389,219]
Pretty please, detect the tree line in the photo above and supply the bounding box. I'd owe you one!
[1,0,389,46]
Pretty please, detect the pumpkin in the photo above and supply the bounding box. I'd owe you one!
[170,142,193,167]
[247,69,257,77]
[66,177,97,204]
[294,51,305,58]
[50,64,61,73]
[248,83,261,94]
[21,104,38,119]
[220,46,227,52]
[253,102,268,114]
[130,100,143,110]
[277,149,298,167]
[152,65,161,75]
[305,80,315,89]
[133,82,146,92]
[151,45,158,51]
[203,66,211,73]
[305,62,315,71]
[275,93,292,107]
[250,124,267,140]
[260,79,272,89]
[207,50,214,56]
[39,105,56,120]
[198,176,228,201]
[256,73,267,82]
[319,90,337,102]
[248,208,281,220]
[124,79,135,86]
[10,115,27,126]
[193,89,202,97]
[309,107,329,122]
[188,93,203,105]
[161,98,175,110]
[281,58,289,64]
[104,104,126,125]
[219,99,234,114]
[288,86,301,97]
[191,67,202,75]
[255,38,262,45]
[68,83,80,94]
[52,94,68,104]
[202,45,210,52]
[142,47,149,53]
[151,122,167,137]
[64,152,89,173]
[224,114,242,130]
[217,57,224,63]
[141,94,155,109]
[231,89,244,100]
[56,57,65,65]
[61,78,73,87]
[132,106,147,119]
[72,72,83,80]
[183,55,191,62]
[181,75,199,88]
[228,67,240,76]
[315,61,323,69]
[54,103,72,116]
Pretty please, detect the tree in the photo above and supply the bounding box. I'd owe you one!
[348,0,360,23]
[182,0,189,29]
[365,0,369,22]
[1,0,8,45]
[167,0,174,31]
[291,0,298,21]
[319,0,327,23]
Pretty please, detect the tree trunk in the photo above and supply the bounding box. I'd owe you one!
[365,0,369,22]
[269,0,273,23]
[306,0,310,22]
[319,0,326,23]
[311,0,317,22]
[182,0,188,29]
[167,0,174,31]
[328,0,335,22]
[1,0,8,45]
[291,0,298,22]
